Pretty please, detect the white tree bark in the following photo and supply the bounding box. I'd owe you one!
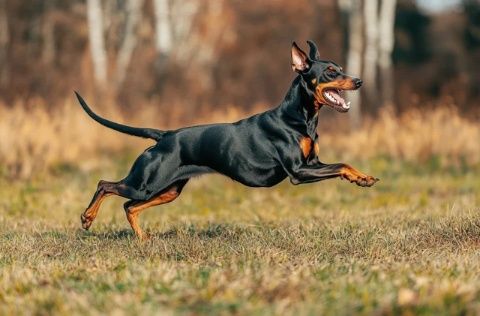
[115,0,144,88]
[344,0,364,128]
[171,0,201,63]
[87,0,107,86]
[153,0,172,57]
[378,0,397,106]
[363,0,378,105]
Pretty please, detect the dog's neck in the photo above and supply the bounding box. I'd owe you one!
[278,76,319,140]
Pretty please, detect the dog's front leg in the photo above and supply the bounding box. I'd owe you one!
[287,162,379,187]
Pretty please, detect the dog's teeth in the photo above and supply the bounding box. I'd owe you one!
[347,101,351,106]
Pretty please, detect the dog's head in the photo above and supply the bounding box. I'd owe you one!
[291,40,362,112]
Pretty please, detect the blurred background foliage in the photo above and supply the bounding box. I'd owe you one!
[0,0,479,113]
[0,0,479,178]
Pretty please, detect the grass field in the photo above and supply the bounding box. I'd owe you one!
[1,154,480,315]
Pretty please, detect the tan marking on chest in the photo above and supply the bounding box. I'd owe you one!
[314,142,320,157]
[299,137,313,158]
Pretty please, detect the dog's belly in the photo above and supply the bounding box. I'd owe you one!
[218,164,287,187]
[234,170,287,187]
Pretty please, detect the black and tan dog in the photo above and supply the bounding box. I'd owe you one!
[75,40,379,239]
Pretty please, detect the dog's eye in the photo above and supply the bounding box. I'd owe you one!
[326,66,336,75]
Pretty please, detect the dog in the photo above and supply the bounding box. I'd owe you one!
[75,40,379,239]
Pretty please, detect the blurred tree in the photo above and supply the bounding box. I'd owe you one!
[463,0,480,99]
[378,0,397,107]
[153,0,200,70]
[340,0,363,128]
[153,0,172,67]
[393,2,430,63]
[87,0,107,87]
[363,0,397,109]
[363,0,379,107]
[464,0,480,48]
[341,0,397,126]
[115,0,144,89]
[0,0,477,116]
[41,1,55,65]
[0,0,9,85]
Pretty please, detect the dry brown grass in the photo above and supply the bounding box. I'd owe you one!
[321,106,480,167]
[0,98,261,178]
[1,99,480,315]
[0,99,124,178]
[1,99,479,178]
[1,161,480,315]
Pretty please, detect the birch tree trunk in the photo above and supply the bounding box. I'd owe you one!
[0,0,9,84]
[115,0,144,88]
[363,0,378,109]
[153,0,172,58]
[344,0,364,128]
[378,0,397,107]
[87,0,107,87]
[171,0,200,63]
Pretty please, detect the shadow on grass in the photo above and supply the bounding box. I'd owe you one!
[79,228,179,240]
[82,229,135,240]
[148,224,233,240]
[170,223,233,239]
[1,230,70,241]
[77,223,235,241]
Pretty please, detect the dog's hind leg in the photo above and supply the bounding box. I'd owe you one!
[124,179,188,239]
[81,180,123,230]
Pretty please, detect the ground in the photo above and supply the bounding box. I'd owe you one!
[1,154,480,315]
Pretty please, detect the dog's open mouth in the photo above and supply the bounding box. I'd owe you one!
[322,89,351,112]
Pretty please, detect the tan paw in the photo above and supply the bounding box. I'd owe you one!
[80,213,93,230]
[354,175,379,187]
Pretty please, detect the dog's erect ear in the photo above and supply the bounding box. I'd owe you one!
[307,40,320,60]
[291,42,310,72]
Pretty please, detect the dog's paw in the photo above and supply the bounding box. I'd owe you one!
[341,173,379,187]
[136,232,151,241]
[355,175,379,187]
[80,213,93,230]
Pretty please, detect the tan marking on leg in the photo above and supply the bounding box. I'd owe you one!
[314,142,320,157]
[125,188,180,240]
[81,193,112,230]
[81,180,119,230]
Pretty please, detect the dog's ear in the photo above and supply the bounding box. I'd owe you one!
[307,40,320,60]
[291,42,310,72]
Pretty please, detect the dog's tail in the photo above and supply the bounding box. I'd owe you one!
[74,92,165,141]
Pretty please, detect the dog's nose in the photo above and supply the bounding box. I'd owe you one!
[354,78,363,88]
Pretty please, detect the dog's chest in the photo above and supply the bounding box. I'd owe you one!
[299,136,319,160]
